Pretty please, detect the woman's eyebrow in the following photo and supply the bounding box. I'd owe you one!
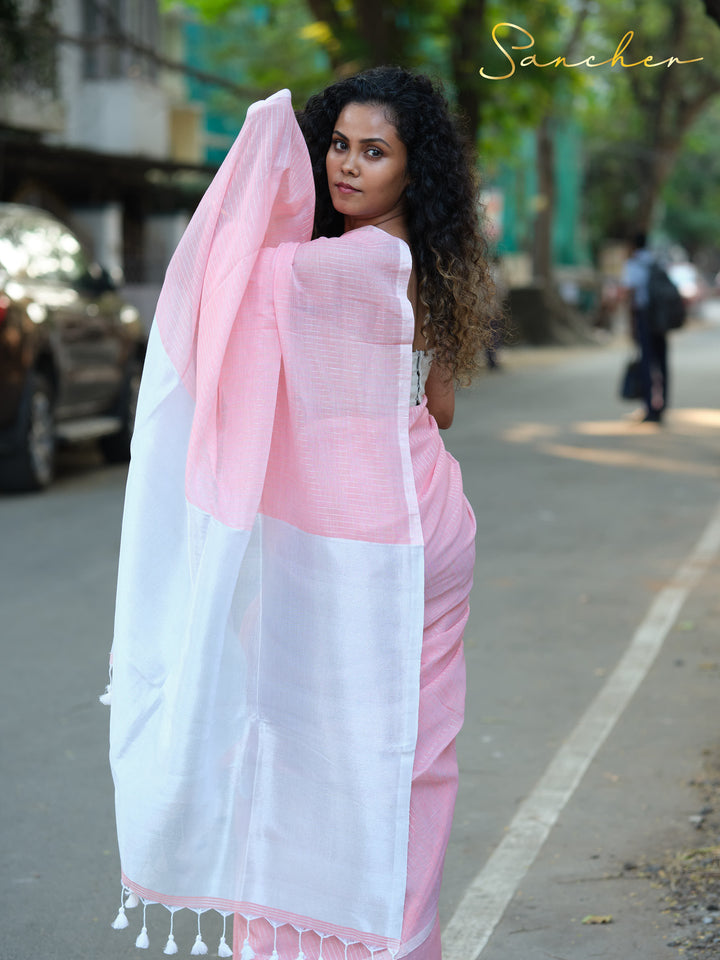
[332,128,392,148]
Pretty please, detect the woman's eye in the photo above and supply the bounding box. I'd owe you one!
[332,139,347,151]
[367,147,383,158]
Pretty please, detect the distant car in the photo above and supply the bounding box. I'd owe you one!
[667,262,706,306]
[0,203,146,491]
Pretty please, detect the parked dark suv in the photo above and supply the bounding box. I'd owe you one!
[0,203,147,491]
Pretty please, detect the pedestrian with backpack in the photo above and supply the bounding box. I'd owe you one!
[622,232,685,423]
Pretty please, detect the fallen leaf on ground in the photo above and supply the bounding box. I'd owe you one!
[581,914,613,925]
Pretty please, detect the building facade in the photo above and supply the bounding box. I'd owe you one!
[0,0,220,324]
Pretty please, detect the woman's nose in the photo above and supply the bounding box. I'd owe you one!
[341,154,358,176]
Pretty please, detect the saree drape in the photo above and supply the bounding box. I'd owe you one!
[109,90,428,957]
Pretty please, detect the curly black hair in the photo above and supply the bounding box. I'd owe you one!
[297,65,496,383]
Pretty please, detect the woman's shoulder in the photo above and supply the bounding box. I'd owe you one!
[278,229,415,347]
[293,226,412,280]
[325,225,410,255]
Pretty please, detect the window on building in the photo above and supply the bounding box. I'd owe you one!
[82,0,160,81]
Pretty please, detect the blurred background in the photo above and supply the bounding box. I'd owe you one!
[3,4,720,959]
[2,0,720,340]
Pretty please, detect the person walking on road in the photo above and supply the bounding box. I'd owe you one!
[623,232,668,422]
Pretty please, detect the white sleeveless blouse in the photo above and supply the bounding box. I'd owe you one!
[411,350,432,405]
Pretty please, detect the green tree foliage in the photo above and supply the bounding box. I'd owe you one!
[174,0,603,341]
[175,0,720,274]
[176,0,578,149]
[474,4,589,160]
[180,0,458,72]
[178,0,336,118]
[661,97,720,263]
[579,0,720,246]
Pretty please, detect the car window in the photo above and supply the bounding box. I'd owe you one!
[0,223,31,277]
[0,218,90,283]
[53,229,91,283]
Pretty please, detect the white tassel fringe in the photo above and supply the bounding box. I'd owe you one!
[190,933,209,955]
[217,912,233,957]
[163,933,178,955]
[111,906,129,929]
[269,921,280,960]
[109,895,380,960]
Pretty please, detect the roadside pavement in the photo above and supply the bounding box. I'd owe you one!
[1,308,718,960]
[441,306,720,960]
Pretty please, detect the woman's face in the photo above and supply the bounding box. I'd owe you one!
[325,102,409,231]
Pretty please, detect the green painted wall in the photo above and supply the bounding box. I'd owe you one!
[493,119,588,267]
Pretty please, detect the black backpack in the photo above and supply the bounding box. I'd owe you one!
[647,261,686,333]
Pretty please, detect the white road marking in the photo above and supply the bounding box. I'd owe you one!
[443,500,720,960]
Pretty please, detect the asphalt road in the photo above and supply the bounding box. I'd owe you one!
[2,309,719,960]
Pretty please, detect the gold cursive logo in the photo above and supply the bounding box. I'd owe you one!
[479,22,704,79]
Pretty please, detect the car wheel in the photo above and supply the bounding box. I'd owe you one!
[99,360,142,464]
[0,372,56,492]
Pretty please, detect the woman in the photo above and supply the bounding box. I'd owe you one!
[107,67,493,960]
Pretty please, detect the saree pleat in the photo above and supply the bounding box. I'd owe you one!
[399,401,475,960]
[236,400,476,960]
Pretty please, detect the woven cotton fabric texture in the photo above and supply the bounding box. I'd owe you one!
[108,90,475,960]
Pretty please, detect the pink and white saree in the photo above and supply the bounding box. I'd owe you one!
[108,90,475,960]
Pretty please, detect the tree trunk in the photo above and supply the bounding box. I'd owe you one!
[515,4,593,344]
[625,0,719,233]
[634,142,678,234]
[631,82,717,235]
[512,113,590,345]
[532,115,554,288]
[305,0,344,40]
[702,0,720,27]
[305,0,347,69]
[450,0,487,145]
[353,0,406,66]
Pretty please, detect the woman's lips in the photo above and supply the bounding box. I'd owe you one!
[335,182,360,194]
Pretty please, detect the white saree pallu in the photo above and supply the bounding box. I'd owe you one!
[108,90,439,959]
